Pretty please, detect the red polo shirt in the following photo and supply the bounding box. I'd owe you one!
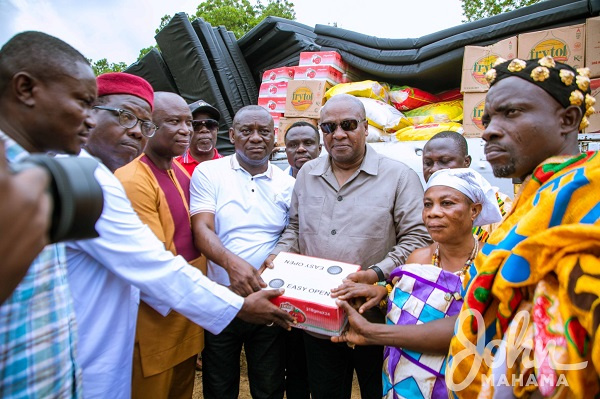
[174,149,223,176]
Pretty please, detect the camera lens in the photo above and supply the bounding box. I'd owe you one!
[15,155,104,243]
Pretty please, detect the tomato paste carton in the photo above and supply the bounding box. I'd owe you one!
[517,24,585,69]
[261,252,361,336]
[284,79,332,119]
[270,112,283,129]
[261,67,295,83]
[299,51,348,73]
[258,96,286,114]
[461,36,517,93]
[293,65,343,86]
[259,81,289,98]
[586,17,600,78]
[462,92,487,138]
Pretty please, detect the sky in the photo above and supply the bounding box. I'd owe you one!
[0,0,464,66]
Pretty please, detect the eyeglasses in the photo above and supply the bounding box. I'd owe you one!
[192,119,219,131]
[93,106,158,138]
[319,119,366,134]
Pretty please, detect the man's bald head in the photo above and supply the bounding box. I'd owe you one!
[320,94,366,120]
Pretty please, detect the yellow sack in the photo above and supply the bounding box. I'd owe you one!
[325,80,389,103]
[404,100,463,125]
[394,122,463,141]
[356,97,411,132]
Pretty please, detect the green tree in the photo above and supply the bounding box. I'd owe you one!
[462,0,545,22]
[88,58,128,76]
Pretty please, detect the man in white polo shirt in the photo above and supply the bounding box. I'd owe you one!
[191,105,295,399]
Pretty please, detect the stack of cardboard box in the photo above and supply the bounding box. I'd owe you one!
[461,19,600,136]
[258,67,295,140]
[276,51,353,146]
[461,37,517,138]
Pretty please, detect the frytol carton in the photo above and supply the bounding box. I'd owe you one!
[517,24,586,69]
[261,252,361,336]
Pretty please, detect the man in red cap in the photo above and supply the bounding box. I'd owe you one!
[175,99,223,175]
[65,73,294,399]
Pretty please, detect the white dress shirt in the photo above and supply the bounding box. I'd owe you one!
[190,155,295,285]
[66,150,243,399]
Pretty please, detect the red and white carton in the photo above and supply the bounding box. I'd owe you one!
[261,252,361,336]
[259,81,289,98]
[270,112,283,129]
[293,65,343,86]
[258,97,286,114]
[299,51,348,73]
[262,67,295,83]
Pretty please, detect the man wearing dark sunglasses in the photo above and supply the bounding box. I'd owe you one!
[268,94,431,399]
[175,100,223,175]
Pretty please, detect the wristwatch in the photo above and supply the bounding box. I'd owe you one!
[367,265,385,282]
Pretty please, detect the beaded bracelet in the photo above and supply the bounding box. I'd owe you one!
[374,281,393,309]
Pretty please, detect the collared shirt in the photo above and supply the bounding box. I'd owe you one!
[66,150,243,399]
[274,144,431,277]
[0,131,82,399]
[175,148,222,176]
[284,165,294,177]
[190,155,295,286]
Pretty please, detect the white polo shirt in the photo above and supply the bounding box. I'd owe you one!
[190,155,295,286]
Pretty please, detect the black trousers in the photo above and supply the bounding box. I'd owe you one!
[303,332,383,399]
[202,317,285,399]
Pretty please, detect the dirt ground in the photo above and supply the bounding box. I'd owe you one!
[192,353,361,399]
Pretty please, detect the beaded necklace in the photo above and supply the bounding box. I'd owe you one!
[432,236,479,301]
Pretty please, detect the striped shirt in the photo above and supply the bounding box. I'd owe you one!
[0,131,81,398]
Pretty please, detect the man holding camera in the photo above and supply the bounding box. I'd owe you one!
[0,31,97,398]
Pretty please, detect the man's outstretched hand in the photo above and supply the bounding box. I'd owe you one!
[237,288,294,330]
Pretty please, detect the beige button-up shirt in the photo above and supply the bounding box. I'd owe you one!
[273,145,431,278]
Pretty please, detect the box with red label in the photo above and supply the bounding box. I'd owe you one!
[261,252,361,336]
[258,97,286,114]
[261,67,295,83]
[299,51,348,73]
[586,17,600,78]
[259,81,289,98]
[461,37,517,93]
[270,112,284,129]
[517,24,585,69]
[285,80,333,119]
[462,92,487,137]
[293,65,343,86]
[584,78,600,132]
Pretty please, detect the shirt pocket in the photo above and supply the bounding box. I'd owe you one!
[347,196,391,239]
[298,195,325,235]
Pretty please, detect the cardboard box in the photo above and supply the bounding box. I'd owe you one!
[261,67,295,83]
[299,51,348,73]
[293,65,343,86]
[462,92,487,137]
[285,80,332,119]
[586,17,600,77]
[461,37,517,92]
[518,24,585,69]
[584,78,600,133]
[261,252,361,336]
[258,97,286,114]
[259,81,289,98]
[277,117,319,147]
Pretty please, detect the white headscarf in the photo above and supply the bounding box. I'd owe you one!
[425,168,503,226]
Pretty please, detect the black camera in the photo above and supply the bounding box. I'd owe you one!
[10,154,104,243]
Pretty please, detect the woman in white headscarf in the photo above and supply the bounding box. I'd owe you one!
[331,168,502,399]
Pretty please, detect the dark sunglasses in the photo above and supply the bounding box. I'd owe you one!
[319,119,366,134]
[192,119,219,131]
